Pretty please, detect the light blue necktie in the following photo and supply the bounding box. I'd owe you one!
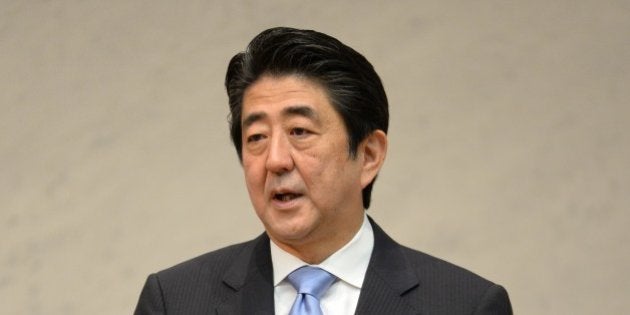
[287,266,337,315]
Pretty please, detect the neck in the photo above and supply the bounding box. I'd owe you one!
[270,212,365,264]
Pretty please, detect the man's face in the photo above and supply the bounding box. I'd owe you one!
[241,75,366,251]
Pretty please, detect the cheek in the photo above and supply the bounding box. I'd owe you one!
[298,150,347,191]
[243,159,265,192]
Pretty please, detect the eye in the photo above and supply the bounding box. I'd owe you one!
[290,128,310,137]
[246,134,266,143]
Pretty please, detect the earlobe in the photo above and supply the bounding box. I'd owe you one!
[360,130,388,188]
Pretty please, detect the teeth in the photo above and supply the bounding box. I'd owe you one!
[276,193,298,201]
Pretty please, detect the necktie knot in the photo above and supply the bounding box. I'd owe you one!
[288,266,336,299]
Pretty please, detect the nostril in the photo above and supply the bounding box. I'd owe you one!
[269,167,290,176]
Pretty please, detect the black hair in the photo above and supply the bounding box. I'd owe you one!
[225,27,388,209]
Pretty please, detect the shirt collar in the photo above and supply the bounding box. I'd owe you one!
[270,213,374,288]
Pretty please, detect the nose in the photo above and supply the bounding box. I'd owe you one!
[266,133,294,175]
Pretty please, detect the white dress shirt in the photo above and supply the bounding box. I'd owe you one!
[271,213,374,315]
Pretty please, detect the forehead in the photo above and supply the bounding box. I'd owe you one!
[242,75,334,117]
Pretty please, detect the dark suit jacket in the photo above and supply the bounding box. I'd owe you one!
[134,218,512,314]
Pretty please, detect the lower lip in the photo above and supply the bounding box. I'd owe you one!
[271,195,303,210]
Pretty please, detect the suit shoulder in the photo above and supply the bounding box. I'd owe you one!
[401,246,508,300]
[398,245,513,313]
[155,238,258,285]
[400,245,495,289]
[136,237,265,314]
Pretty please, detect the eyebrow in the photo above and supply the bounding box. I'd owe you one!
[242,105,320,128]
[283,105,319,122]
[242,112,266,129]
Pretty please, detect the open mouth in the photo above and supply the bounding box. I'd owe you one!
[273,193,302,202]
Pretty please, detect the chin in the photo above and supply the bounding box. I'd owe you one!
[267,218,317,243]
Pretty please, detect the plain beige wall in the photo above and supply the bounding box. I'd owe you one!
[2,0,628,314]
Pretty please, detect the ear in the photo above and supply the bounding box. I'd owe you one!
[359,130,388,188]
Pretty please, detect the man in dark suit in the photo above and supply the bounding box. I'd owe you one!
[135,27,513,315]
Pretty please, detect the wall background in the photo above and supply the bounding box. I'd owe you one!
[2,1,628,314]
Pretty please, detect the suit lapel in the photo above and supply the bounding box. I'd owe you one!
[355,218,422,315]
[214,219,422,314]
[216,233,275,315]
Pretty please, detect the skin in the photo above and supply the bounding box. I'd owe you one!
[240,74,387,264]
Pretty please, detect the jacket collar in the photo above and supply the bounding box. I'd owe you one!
[354,217,422,314]
[216,217,421,315]
[217,233,275,315]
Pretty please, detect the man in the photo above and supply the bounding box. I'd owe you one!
[134,27,512,315]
